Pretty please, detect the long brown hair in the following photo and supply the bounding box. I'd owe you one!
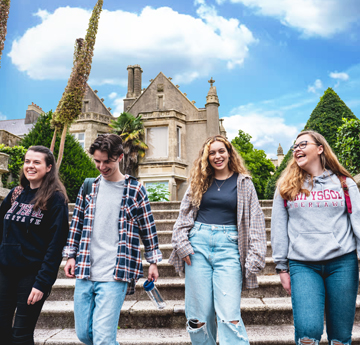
[20,146,68,210]
[278,130,353,201]
[189,135,249,208]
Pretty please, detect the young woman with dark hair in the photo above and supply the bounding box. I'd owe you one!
[169,135,266,345]
[271,131,360,345]
[0,145,69,345]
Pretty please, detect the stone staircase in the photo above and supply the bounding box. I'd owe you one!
[34,201,360,344]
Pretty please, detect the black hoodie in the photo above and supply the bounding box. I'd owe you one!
[0,186,69,293]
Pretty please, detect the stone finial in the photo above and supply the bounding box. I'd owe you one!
[208,77,215,87]
[176,85,180,88]
[168,77,172,80]
[191,100,196,104]
[94,90,98,93]
[277,143,284,155]
[149,79,154,82]
[107,107,112,111]
[219,118,227,138]
[100,98,104,102]
[184,93,187,97]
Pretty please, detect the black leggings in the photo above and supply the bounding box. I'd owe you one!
[0,267,47,345]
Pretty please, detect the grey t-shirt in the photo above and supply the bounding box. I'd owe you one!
[89,177,124,281]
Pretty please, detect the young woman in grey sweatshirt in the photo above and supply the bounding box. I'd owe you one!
[271,130,360,345]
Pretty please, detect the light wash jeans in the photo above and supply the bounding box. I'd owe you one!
[74,279,128,345]
[185,222,249,345]
[289,250,359,345]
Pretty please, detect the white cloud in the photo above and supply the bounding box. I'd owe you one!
[108,92,117,100]
[111,95,126,117]
[224,113,299,157]
[329,71,349,81]
[0,112,7,120]
[307,79,323,93]
[220,0,360,37]
[8,4,257,84]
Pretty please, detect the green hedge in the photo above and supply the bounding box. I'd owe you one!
[0,145,27,189]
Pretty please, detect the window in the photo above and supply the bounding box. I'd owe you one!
[146,127,168,158]
[73,132,85,149]
[176,126,181,158]
[158,96,163,109]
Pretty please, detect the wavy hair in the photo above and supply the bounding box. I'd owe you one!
[20,146,68,210]
[189,135,249,208]
[278,130,353,201]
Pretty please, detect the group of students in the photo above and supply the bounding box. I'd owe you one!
[0,130,359,345]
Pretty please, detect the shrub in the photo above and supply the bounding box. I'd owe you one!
[21,111,99,201]
[0,145,27,189]
[335,118,360,176]
[146,183,170,202]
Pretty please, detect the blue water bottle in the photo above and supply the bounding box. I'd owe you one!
[143,280,166,310]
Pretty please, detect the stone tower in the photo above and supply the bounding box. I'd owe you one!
[277,143,284,166]
[205,77,220,137]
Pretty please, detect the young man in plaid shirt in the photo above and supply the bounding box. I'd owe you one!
[62,134,162,345]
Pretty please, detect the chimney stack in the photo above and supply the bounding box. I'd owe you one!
[133,64,143,97]
[127,65,134,98]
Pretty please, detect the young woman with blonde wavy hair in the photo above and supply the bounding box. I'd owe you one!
[169,135,266,345]
[271,130,360,345]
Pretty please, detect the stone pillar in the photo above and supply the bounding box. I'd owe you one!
[205,78,220,137]
[127,66,134,98]
[133,65,143,97]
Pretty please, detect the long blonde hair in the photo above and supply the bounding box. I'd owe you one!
[189,135,249,208]
[278,130,353,201]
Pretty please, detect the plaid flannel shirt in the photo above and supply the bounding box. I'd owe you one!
[168,174,266,290]
[62,175,162,295]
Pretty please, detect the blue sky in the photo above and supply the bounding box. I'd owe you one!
[1,0,360,157]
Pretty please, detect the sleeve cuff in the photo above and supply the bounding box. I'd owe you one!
[176,243,194,259]
[62,246,77,259]
[144,249,163,263]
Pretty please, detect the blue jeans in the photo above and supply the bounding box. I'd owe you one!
[74,279,128,345]
[289,250,359,345]
[185,222,249,345]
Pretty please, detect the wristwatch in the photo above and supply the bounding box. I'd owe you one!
[276,268,289,274]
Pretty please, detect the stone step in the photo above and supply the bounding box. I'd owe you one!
[34,325,360,345]
[35,297,360,329]
[58,260,179,279]
[152,210,180,220]
[68,200,273,213]
[48,275,294,302]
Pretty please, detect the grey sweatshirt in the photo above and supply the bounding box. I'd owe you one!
[271,170,360,270]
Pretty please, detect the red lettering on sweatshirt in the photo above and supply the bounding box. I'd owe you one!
[324,190,331,200]
[317,191,324,200]
[311,191,317,200]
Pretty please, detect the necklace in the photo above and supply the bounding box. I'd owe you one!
[214,172,232,191]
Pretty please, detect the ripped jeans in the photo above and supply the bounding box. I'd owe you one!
[289,250,359,345]
[185,222,249,345]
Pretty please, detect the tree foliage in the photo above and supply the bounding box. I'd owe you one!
[264,87,358,199]
[231,130,275,199]
[335,118,360,176]
[0,0,11,68]
[109,112,148,175]
[304,87,357,148]
[0,144,27,189]
[21,111,99,202]
[146,183,170,202]
[53,0,103,167]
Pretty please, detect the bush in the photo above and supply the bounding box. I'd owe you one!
[265,88,358,199]
[231,130,275,199]
[21,111,99,201]
[146,183,170,202]
[335,118,360,175]
[0,145,27,189]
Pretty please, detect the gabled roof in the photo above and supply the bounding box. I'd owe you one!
[86,84,113,117]
[128,72,199,112]
[0,119,34,136]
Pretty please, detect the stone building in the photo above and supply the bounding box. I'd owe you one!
[123,65,224,201]
[270,143,285,169]
[0,103,44,146]
[68,84,114,149]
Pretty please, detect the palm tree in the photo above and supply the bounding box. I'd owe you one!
[109,112,148,175]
